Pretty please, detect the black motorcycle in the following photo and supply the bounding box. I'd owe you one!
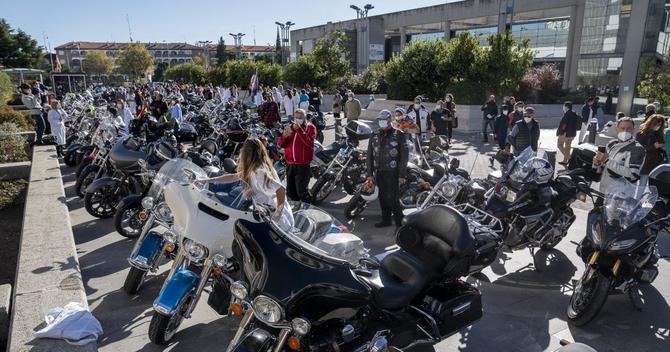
[483,147,588,259]
[568,170,670,326]
[226,204,496,352]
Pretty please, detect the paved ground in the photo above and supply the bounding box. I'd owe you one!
[62,124,670,352]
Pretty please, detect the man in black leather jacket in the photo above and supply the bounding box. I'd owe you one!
[367,110,409,228]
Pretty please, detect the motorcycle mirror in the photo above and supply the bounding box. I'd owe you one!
[183,168,196,181]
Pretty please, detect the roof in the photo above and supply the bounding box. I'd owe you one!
[205,44,275,53]
[55,41,202,50]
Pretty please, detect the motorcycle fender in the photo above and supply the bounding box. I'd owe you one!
[85,176,120,194]
[116,194,143,210]
[128,231,164,270]
[230,328,275,352]
[153,268,200,316]
[66,143,81,153]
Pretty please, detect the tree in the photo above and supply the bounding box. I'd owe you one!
[82,51,114,75]
[385,39,451,100]
[309,31,351,88]
[153,62,169,82]
[283,56,318,87]
[275,28,282,64]
[254,53,274,64]
[0,19,45,68]
[215,36,228,66]
[192,55,206,67]
[117,42,153,79]
[519,63,563,103]
[638,52,670,108]
[208,66,228,86]
[478,31,535,97]
[164,62,207,84]
[224,60,282,88]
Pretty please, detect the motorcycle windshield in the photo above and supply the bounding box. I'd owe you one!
[273,203,368,264]
[604,178,658,230]
[508,148,551,184]
[148,158,208,198]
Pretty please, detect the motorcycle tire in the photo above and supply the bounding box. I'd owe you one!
[84,186,118,218]
[567,269,611,327]
[317,131,324,144]
[123,267,147,295]
[74,150,85,167]
[64,148,78,167]
[114,202,144,238]
[148,297,189,344]
[75,164,100,198]
[344,194,368,220]
[310,176,336,205]
[75,157,92,179]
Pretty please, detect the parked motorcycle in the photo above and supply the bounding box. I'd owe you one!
[226,204,496,351]
[416,158,490,210]
[148,177,255,344]
[122,158,208,294]
[568,170,670,326]
[483,147,588,259]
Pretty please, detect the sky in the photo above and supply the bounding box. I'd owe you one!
[2,0,457,50]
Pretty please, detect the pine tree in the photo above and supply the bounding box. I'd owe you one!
[275,28,282,65]
[216,36,227,66]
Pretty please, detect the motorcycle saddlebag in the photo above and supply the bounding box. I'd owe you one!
[567,143,601,183]
[419,281,482,338]
[207,276,232,315]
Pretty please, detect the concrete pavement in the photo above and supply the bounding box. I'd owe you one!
[61,127,670,352]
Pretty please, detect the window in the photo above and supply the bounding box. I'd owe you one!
[606,15,619,31]
[602,37,617,51]
[607,57,623,71]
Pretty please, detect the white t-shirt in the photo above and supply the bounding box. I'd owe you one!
[249,168,294,230]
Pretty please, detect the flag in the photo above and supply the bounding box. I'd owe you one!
[55,55,62,72]
[248,69,258,94]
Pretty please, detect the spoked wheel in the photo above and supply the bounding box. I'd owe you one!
[344,194,368,220]
[567,268,611,327]
[114,203,145,238]
[148,296,190,344]
[75,164,100,198]
[310,177,337,205]
[123,267,147,295]
[84,185,120,218]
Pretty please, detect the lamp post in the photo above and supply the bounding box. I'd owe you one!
[229,33,246,60]
[197,40,212,68]
[275,21,295,65]
[275,22,286,65]
[350,4,373,18]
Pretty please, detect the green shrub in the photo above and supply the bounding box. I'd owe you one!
[283,57,317,87]
[0,179,28,210]
[0,122,29,163]
[164,63,207,84]
[0,105,33,131]
[208,66,228,86]
[0,71,13,105]
[445,81,487,105]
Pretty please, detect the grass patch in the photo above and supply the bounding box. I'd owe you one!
[0,179,28,210]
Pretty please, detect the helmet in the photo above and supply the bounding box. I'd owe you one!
[222,158,238,173]
[376,109,392,121]
[360,182,379,201]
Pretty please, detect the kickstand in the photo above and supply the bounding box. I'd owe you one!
[628,288,643,312]
[529,247,540,271]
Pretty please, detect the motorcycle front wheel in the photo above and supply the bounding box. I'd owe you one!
[310,176,337,205]
[567,268,611,327]
[123,267,147,295]
[344,194,368,220]
[75,164,100,198]
[148,297,190,344]
[84,185,120,218]
[114,202,145,238]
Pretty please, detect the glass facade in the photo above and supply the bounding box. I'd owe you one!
[657,1,670,56]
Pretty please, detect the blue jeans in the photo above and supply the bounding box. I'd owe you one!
[482,118,495,141]
[33,113,45,143]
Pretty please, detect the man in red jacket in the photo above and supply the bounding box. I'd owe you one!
[278,108,316,202]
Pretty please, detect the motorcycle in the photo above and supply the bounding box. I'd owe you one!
[310,120,372,204]
[122,158,208,294]
[483,147,589,259]
[416,158,490,210]
[148,176,255,344]
[225,204,499,351]
[568,172,670,326]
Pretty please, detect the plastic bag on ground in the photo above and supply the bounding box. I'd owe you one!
[33,301,103,346]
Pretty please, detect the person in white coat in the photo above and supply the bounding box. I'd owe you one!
[47,100,67,158]
[117,99,135,134]
[283,89,296,121]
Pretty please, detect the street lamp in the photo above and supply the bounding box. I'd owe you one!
[350,5,361,18]
[197,40,212,67]
[363,4,374,17]
[229,33,246,59]
[350,4,373,18]
[275,21,294,65]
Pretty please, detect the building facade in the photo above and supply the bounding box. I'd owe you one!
[54,42,205,71]
[205,44,275,64]
[291,0,670,114]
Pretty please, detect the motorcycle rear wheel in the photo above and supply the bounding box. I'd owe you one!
[344,194,368,220]
[123,267,147,295]
[75,164,100,198]
[567,269,611,327]
[310,176,336,205]
[75,157,92,179]
[84,186,118,218]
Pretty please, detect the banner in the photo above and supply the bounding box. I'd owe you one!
[368,44,384,61]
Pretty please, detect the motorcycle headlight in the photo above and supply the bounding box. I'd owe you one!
[163,230,177,244]
[441,181,459,198]
[154,202,172,222]
[141,197,154,210]
[252,295,283,324]
[609,239,636,251]
[230,281,248,300]
[212,253,227,268]
[504,189,517,203]
[291,317,311,336]
[590,222,602,245]
[184,239,208,261]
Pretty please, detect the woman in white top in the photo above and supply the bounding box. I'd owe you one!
[117,99,135,134]
[283,89,296,121]
[195,138,294,230]
[47,100,67,158]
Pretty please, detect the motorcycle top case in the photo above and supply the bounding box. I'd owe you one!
[649,164,670,199]
[567,143,601,182]
[346,120,373,141]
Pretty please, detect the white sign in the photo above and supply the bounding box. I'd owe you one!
[369,44,384,61]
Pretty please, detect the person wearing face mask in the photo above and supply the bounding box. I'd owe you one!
[593,117,645,195]
[556,101,580,165]
[635,114,667,188]
[117,99,135,135]
[507,106,540,156]
[579,97,596,144]
[367,110,409,228]
[494,101,512,152]
[20,83,46,145]
[407,96,430,140]
[278,109,316,203]
[480,94,498,142]
[344,92,362,121]
[308,87,322,115]
[259,92,280,127]
[430,100,452,142]
[47,100,67,157]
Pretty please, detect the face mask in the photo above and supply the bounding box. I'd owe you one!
[436,105,442,110]
[653,126,661,131]
[446,98,451,102]
[517,108,523,113]
[563,106,568,113]
[502,109,508,114]
[348,97,353,101]
[378,120,388,129]
[617,131,632,141]
[524,117,532,123]
[295,118,304,126]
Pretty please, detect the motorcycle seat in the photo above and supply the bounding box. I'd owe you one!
[400,205,475,257]
[360,250,431,310]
